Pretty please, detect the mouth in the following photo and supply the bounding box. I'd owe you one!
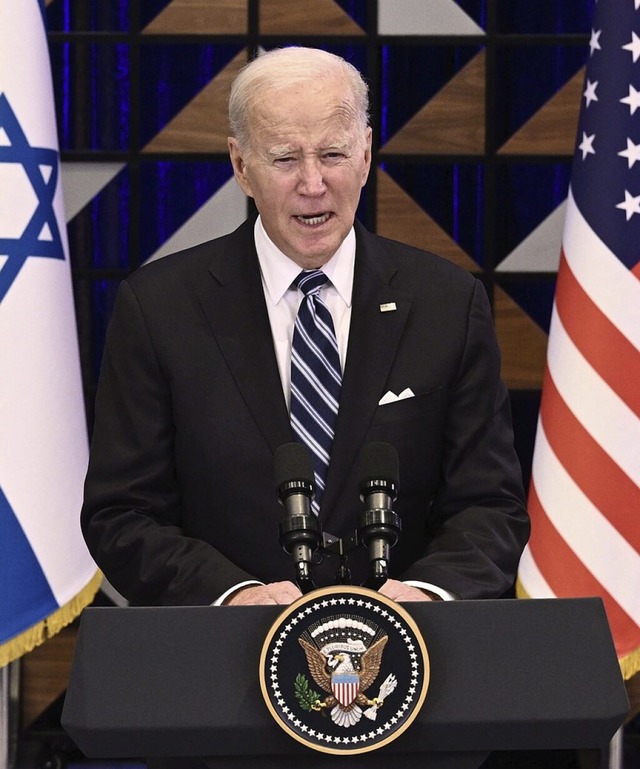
[294,212,332,227]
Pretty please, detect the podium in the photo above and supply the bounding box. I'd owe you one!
[61,597,628,769]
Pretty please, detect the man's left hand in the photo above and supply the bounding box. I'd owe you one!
[378,579,434,602]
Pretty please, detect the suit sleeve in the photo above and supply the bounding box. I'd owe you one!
[399,279,530,599]
[81,280,257,606]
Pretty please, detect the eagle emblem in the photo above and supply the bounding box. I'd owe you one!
[297,615,397,728]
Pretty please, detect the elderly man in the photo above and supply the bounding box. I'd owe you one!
[81,47,529,607]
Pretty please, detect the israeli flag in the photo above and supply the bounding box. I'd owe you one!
[0,0,100,667]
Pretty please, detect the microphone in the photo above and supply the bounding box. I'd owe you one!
[274,443,321,593]
[357,442,401,590]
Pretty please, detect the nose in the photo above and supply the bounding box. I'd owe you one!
[297,157,326,196]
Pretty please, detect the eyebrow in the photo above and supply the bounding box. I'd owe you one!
[267,140,351,158]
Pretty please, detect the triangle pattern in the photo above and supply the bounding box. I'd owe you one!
[146,176,247,263]
[61,162,126,222]
[143,49,247,154]
[380,52,485,155]
[143,0,247,35]
[494,285,548,389]
[378,0,485,35]
[497,200,565,273]
[258,0,364,35]
[376,168,477,271]
[499,68,584,155]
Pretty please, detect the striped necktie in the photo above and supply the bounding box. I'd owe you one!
[290,270,342,513]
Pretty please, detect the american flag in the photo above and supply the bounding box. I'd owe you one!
[516,0,640,679]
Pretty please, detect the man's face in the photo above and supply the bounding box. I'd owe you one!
[228,75,372,269]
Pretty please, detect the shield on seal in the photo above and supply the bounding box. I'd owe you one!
[331,672,360,707]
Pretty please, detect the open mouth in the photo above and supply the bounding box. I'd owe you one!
[295,213,331,226]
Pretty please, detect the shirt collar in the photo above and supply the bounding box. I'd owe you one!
[254,216,355,307]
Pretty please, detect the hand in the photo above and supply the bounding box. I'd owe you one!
[225,581,303,606]
[378,578,435,602]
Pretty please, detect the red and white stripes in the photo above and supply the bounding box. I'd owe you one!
[518,190,640,675]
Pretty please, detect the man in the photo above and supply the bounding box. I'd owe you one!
[81,47,529,608]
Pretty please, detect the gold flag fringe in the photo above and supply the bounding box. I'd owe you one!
[516,577,640,681]
[0,570,102,669]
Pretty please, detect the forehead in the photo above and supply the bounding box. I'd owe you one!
[248,78,361,146]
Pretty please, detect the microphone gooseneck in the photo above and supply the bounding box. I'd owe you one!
[357,442,401,590]
[275,443,321,593]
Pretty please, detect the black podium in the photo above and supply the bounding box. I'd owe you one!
[61,597,628,769]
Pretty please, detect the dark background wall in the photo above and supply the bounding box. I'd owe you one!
[45,0,596,491]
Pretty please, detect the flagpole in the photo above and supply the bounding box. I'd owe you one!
[0,661,19,769]
[608,726,623,769]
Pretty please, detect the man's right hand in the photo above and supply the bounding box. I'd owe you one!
[224,581,303,606]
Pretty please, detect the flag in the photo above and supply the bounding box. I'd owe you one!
[517,0,640,680]
[0,0,100,667]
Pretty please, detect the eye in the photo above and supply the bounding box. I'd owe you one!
[274,156,296,166]
[323,152,345,162]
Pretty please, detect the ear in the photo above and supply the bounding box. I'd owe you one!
[228,137,254,198]
[360,126,373,188]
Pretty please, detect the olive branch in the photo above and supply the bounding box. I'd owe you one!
[294,673,322,711]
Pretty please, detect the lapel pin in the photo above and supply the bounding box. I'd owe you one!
[379,302,397,313]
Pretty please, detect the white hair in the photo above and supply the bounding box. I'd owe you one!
[228,47,370,152]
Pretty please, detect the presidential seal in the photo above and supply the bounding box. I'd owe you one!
[259,585,429,755]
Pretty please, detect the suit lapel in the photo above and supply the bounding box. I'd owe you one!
[322,225,412,525]
[195,222,293,455]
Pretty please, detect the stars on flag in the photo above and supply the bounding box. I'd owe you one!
[620,83,640,115]
[583,79,599,106]
[622,31,640,62]
[579,132,596,159]
[616,190,640,221]
[570,5,640,257]
[618,138,640,169]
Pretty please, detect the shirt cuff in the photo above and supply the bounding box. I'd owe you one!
[213,580,264,606]
[404,580,458,601]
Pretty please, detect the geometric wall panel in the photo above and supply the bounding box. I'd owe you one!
[499,68,584,155]
[258,0,365,35]
[143,0,248,35]
[146,176,247,263]
[61,162,126,222]
[143,49,247,153]
[380,52,485,155]
[378,0,485,35]
[376,168,478,272]
[494,285,548,389]
[497,201,565,274]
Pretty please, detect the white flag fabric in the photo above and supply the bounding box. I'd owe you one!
[0,0,100,667]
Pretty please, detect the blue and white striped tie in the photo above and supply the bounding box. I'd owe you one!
[290,270,342,514]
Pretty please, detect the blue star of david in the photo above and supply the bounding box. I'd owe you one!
[0,92,65,304]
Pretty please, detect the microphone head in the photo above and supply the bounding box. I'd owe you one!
[358,442,399,497]
[274,442,315,499]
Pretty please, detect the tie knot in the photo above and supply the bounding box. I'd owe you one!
[294,269,329,297]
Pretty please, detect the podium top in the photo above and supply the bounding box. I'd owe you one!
[62,597,628,758]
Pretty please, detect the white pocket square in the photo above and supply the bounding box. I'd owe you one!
[378,388,415,405]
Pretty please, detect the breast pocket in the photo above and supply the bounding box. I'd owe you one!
[371,388,444,426]
[368,388,447,494]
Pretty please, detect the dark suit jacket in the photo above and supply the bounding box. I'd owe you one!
[81,218,529,605]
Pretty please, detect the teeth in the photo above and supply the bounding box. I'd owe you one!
[297,213,330,226]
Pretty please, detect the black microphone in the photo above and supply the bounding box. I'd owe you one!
[274,442,321,593]
[357,442,401,590]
